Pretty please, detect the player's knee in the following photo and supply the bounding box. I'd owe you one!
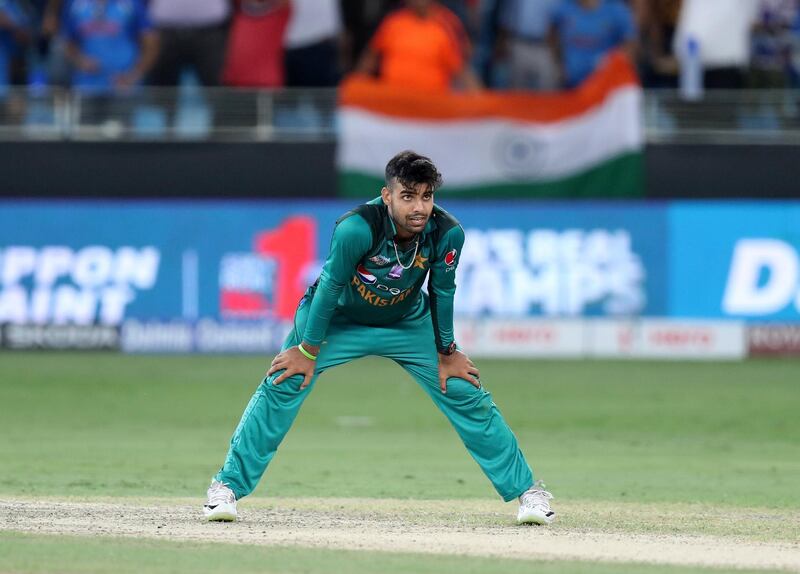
[262,371,309,394]
[444,377,485,401]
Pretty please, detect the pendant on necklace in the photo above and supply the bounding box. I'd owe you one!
[388,264,404,280]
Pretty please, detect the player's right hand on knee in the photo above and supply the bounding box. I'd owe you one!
[267,347,315,389]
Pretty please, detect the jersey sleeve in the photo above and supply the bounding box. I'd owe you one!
[428,224,465,352]
[301,214,373,347]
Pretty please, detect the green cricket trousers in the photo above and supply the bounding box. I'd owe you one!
[215,293,534,502]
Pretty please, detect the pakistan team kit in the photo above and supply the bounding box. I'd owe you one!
[204,197,555,525]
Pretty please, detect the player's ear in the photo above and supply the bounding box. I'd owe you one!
[380,186,391,205]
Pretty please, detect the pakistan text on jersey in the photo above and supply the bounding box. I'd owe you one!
[351,275,415,306]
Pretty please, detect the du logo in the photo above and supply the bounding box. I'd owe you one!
[723,239,800,316]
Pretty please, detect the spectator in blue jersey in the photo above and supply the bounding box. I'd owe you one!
[63,0,158,94]
[549,0,637,89]
[0,0,29,91]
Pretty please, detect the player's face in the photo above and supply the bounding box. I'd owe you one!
[382,181,434,240]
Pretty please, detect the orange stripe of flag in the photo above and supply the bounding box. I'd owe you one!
[339,51,639,124]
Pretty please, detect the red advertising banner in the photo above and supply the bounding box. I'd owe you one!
[748,325,800,356]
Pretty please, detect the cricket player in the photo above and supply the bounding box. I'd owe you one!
[204,151,555,525]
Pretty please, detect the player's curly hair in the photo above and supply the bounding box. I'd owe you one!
[385,150,443,192]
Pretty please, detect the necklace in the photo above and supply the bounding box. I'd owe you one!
[393,237,419,270]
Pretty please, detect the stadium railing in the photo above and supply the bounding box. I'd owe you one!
[0,87,798,144]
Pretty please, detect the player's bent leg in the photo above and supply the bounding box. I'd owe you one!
[401,363,535,504]
[206,307,367,520]
[205,370,316,521]
[213,371,317,502]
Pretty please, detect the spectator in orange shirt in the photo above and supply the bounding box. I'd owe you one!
[356,0,481,92]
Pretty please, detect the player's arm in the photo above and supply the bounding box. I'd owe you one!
[429,224,463,353]
[268,215,372,388]
[429,225,480,393]
[301,214,372,352]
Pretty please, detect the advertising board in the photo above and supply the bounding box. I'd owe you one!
[0,201,669,353]
[748,324,800,356]
[456,318,746,360]
[1,200,796,356]
[669,203,800,321]
[588,319,746,360]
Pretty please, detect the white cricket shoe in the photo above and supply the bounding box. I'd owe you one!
[517,480,555,525]
[203,479,238,522]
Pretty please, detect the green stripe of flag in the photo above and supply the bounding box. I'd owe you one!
[339,152,643,200]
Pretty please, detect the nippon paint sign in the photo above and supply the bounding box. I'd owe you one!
[0,245,160,326]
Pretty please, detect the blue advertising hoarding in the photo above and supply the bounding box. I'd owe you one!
[669,202,800,321]
[1,199,797,351]
[0,200,669,328]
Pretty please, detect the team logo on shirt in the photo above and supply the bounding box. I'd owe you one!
[444,249,458,266]
[356,264,377,284]
[387,264,404,280]
[369,255,391,265]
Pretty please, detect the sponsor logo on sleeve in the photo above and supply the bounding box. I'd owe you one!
[444,249,458,271]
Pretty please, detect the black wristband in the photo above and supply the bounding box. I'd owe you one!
[438,342,457,355]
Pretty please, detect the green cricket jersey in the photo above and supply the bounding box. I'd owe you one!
[302,197,464,352]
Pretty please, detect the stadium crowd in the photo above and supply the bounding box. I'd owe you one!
[1,0,799,97]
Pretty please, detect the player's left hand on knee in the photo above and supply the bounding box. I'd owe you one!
[267,347,315,389]
[437,350,480,394]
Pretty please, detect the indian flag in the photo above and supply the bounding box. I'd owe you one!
[338,52,643,199]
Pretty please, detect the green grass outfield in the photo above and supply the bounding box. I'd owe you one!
[0,353,798,573]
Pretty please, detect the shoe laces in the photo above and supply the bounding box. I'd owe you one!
[520,480,553,511]
[206,480,235,506]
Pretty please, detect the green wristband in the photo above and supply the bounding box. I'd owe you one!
[297,344,317,361]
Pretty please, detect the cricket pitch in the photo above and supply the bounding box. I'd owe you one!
[1,497,798,571]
